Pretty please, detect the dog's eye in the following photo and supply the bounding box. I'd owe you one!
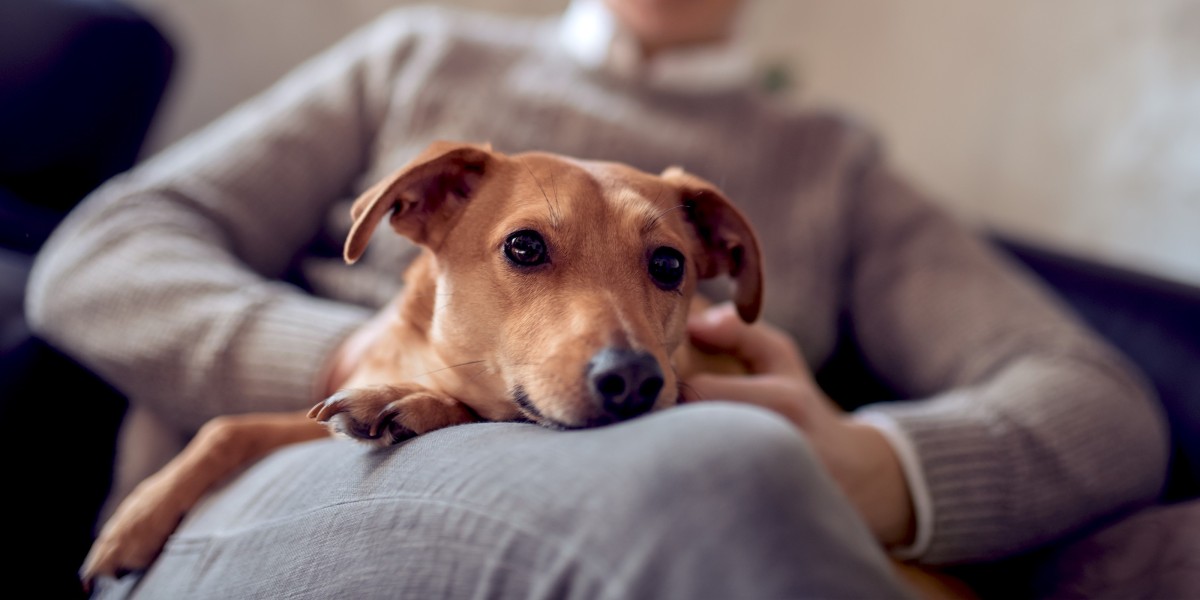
[648,247,685,290]
[504,230,548,267]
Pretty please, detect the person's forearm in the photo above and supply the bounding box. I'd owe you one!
[24,12,417,432]
[864,357,1167,564]
[820,420,917,548]
[26,194,373,431]
[843,154,1170,563]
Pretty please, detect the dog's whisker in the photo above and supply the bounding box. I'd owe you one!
[524,163,560,229]
[410,359,488,381]
[677,380,703,402]
[463,363,493,385]
[643,203,686,234]
[412,292,438,309]
[550,171,562,218]
[415,295,449,314]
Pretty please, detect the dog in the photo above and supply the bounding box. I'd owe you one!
[80,141,761,583]
[81,141,971,599]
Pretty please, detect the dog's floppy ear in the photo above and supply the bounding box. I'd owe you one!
[661,166,763,323]
[345,141,494,263]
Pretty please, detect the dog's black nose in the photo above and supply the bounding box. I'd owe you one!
[587,348,664,420]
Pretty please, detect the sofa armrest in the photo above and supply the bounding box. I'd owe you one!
[993,235,1200,503]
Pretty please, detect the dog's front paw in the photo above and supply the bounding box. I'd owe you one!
[80,473,186,591]
[309,388,411,444]
[308,385,475,446]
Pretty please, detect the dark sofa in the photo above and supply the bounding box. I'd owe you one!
[0,1,173,598]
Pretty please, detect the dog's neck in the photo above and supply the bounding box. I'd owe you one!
[384,249,521,422]
[396,250,438,339]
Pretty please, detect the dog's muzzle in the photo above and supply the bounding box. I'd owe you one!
[586,348,664,420]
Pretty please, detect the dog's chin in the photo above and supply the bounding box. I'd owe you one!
[509,384,679,431]
[543,414,620,430]
[508,385,590,430]
[518,412,624,431]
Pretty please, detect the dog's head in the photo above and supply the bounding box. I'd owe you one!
[346,141,762,428]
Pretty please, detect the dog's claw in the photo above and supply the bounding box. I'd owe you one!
[367,407,393,439]
[310,387,423,445]
[309,385,472,446]
[374,405,418,444]
[370,412,399,440]
[308,390,352,422]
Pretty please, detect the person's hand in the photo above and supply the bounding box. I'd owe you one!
[684,303,916,548]
[322,306,395,397]
[681,302,825,425]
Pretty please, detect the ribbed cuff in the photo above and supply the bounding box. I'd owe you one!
[853,410,934,561]
[857,392,1016,565]
[226,290,372,415]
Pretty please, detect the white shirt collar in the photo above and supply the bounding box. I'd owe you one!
[557,0,755,93]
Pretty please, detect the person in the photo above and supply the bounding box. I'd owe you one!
[26,0,1174,597]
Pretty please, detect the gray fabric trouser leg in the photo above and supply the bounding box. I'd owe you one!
[97,403,913,599]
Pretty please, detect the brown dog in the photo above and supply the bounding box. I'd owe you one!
[80,141,761,584]
[313,141,762,439]
[81,142,970,599]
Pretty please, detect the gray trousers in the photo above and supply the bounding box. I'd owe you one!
[98,403,913,599]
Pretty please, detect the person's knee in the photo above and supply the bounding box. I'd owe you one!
[563,403,887,598]
[627,402,823,499]
[576,402,829,543]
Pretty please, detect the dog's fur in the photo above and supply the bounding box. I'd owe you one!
[313,141,762,439]
[81,142,971,599]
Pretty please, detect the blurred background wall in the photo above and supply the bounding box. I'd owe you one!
[126,0,1200,286]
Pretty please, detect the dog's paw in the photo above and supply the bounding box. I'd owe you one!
[308,385,474,446]
[80,474,185,591]
[309,387,418,446]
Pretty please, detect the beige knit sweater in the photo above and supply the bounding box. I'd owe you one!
[27,6,1167,565]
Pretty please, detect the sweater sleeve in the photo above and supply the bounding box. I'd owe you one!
[843,147,1170,565]
[24,10,427,432]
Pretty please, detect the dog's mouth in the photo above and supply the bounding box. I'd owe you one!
[511,384,551,424]
[510,384,577,429]
[509,380,680,430]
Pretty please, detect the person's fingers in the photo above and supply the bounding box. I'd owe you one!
[683,372,753,403]
[683,373,807,426]
[687,302,805,376]
[686,301,737,347]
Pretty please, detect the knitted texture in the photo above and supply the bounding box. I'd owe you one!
[26,6,1167,564]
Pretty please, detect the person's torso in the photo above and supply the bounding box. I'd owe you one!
[305,7,873,368]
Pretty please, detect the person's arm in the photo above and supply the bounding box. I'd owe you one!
[24,9,431,433]
[842,146,1170,564]
[684,304,917,549]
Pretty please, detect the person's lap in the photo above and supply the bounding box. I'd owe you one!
[97,402,912,599]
